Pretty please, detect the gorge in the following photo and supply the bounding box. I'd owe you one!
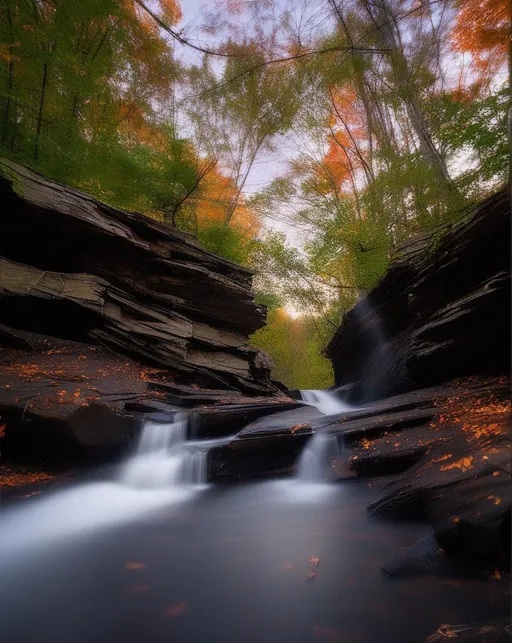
[0,161,510,643]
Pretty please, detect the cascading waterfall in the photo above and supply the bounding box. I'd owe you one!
[0,413,218,557]
[300,389,351,415]
[296,432,340,483]
[120,413,208,489]
[296,389,351,483]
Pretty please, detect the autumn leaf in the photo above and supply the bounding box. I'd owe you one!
[283,563,295,570]
[124,562,146,570]
[306,572,317,581]
[308,556,319,567]
[492,570,501,580]
[163,601,188,617]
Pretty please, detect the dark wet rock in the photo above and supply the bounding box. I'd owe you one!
[0,329,293,463]
[326,189,510,403]
[189,401,304,440]
[0,158,279,396]
[208,428,311,481]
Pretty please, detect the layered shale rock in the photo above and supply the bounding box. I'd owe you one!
[325,188,510,403]
[0,159,277,395]
[0,160,296,461]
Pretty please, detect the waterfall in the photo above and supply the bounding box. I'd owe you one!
[120,414,208,489]
[296,389,351,482]
[300,389,351,415]
[296,432,340,483]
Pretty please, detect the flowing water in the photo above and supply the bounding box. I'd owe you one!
[296,389,349,483]
[299,389,351,415]
[0,410,507,643]
[296,433,340,483]
[120,415,207,489]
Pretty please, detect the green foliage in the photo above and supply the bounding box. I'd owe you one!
[426,87,510,196]
[250,310,334,390]
[196,221,257,265]
[0,0,198,215]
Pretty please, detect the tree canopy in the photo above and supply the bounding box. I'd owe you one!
[1,0,509,388]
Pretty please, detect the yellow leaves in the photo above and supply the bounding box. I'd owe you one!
[492,470,499,476]
[487,495,501,505]
[163,601,188,617]
[360,438,373,450]
[124,562,146,570]
[440,456,474,473]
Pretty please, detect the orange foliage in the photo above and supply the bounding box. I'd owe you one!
[0,469,53,487]
[452,0,510,71]
[360,437,373,450]
[158,0,182,25]
[191,164,260,234]
[440,456,474,473]
[322,132,353,189]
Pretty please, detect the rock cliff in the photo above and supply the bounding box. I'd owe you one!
[325,188,510,403]
[0,159,277,395]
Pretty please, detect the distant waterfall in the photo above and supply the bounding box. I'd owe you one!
[120,414,208,489]
[300,390,351,415]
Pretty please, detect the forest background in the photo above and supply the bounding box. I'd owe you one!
[0,0,509,388]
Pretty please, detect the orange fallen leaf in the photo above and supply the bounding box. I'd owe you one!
[124,562,146,570]
[492,570,502,580]
[452,517,461,524]
[163,601,187,617]
[306,572,317,581]
[308,556,319,567]
[493,471,499,476]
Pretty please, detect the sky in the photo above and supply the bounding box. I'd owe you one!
[170,0,328,242]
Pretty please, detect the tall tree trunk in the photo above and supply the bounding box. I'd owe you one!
[34,62,49,161]
[362,0,460,194]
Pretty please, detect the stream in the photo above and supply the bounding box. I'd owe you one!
[0,394,505,643]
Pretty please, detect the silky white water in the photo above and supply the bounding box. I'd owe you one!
[299,389,351,415]
[0,414,214,560]
[296,389,351,483]
[296,432,340,482]
[120,415,208,489]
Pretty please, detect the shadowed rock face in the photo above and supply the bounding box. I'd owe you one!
[0,159,277,396]
[325,188,510,403]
